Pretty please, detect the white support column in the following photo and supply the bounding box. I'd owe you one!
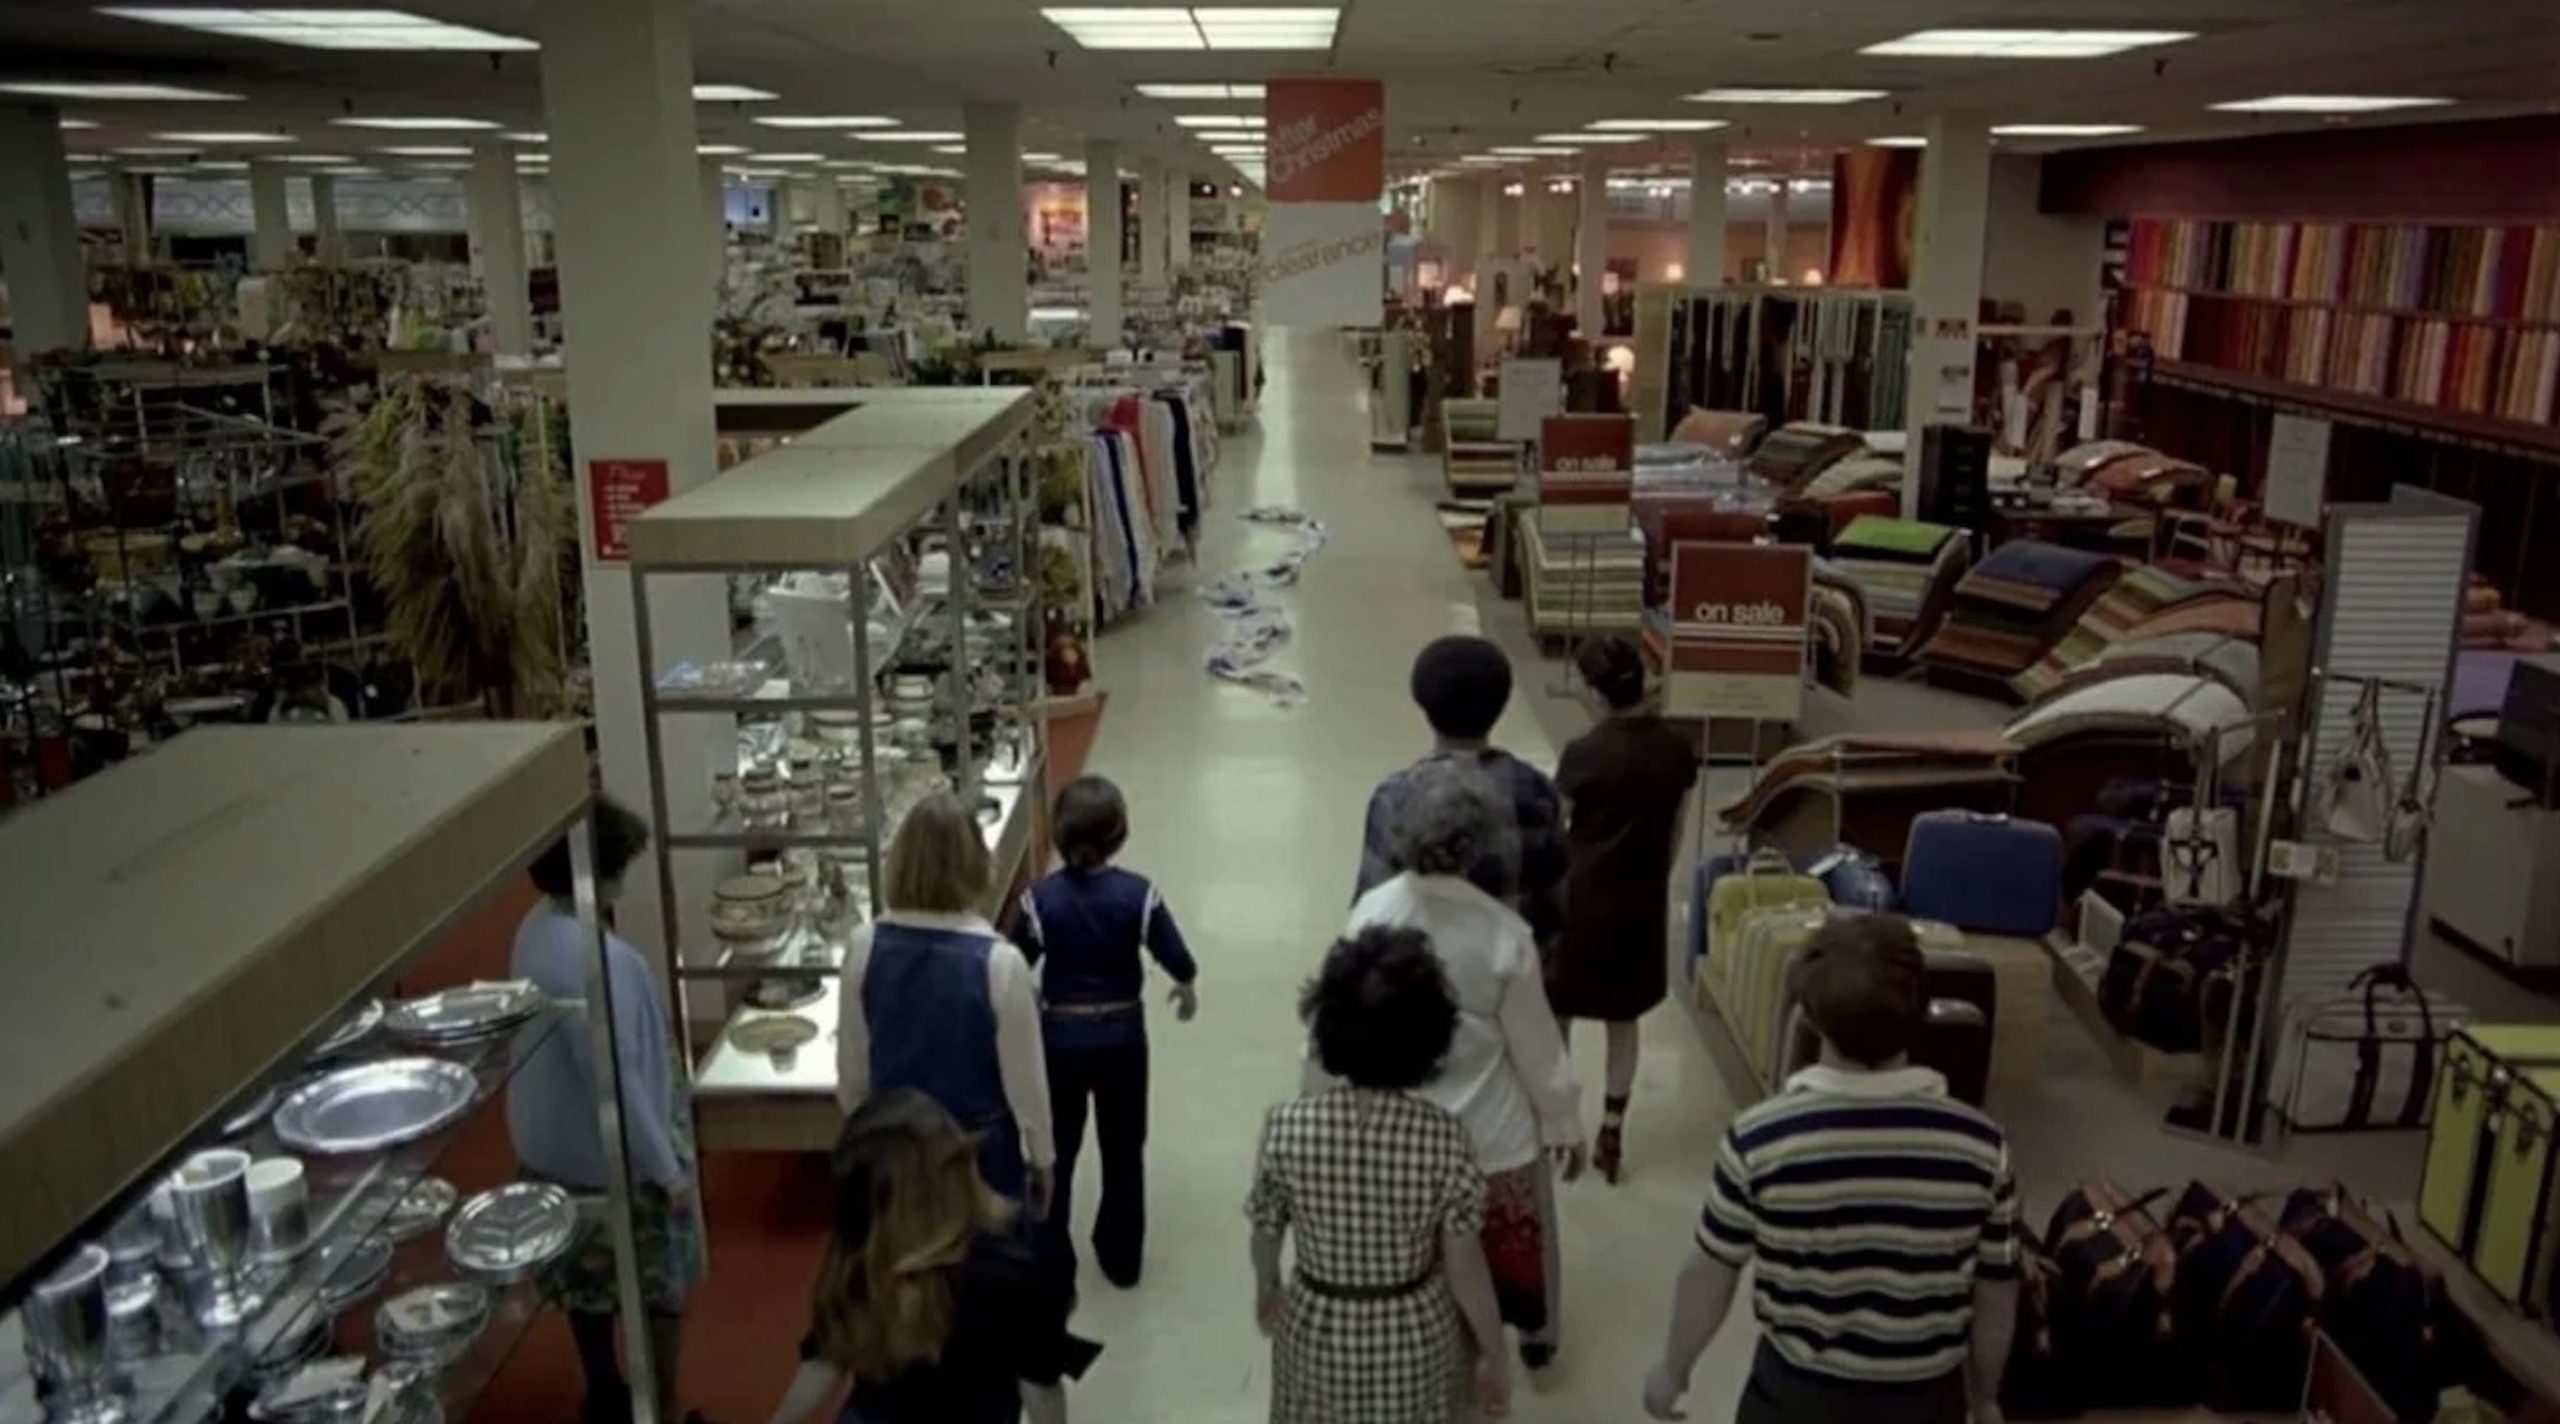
[1135,160,1167,288]
[541,0,728,984]
[0,104,89,356]
[467,145,533,354]
[1686,136,1728,286]
[248,160,292,269]
[1167,170,1191,270]
[1765,182,1792,283]
[308,174,343,263]
[1473,172,1504,349]
[1576,153,1609,337]
[963,102,1026,343]
[812,178,848,237]
[113,170,151,264]
[1085,139,1123,347]
[1532,181,1572,266]
[1904,111,1994,510]
[699,157,727,288]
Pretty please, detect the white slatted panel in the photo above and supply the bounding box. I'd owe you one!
[2277,503,2475,1005]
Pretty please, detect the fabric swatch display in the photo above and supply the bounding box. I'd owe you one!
[2011,565,2221,701]
[1829,515,1970,656]
[1916,540,2123,684]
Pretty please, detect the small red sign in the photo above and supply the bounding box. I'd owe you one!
[1539,413,1634,476]
[1267,77,1386,203]
[588,457,670,563]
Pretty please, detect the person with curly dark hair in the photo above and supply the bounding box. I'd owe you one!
[1550,634,1699,1183]
[1246,927,1511,1423]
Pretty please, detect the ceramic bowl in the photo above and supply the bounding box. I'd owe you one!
[711,875,789,938]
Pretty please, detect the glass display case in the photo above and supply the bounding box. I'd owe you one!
[627,388,1046,1152]
[0,723,658,1424]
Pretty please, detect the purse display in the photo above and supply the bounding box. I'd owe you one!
[2162,730,2241,907]
[2273,965,2466,1132]
[2318,679,2395,843]
[2384,687,2440,863]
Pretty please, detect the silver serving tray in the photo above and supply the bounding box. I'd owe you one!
[315,999,384,1058]
[222,1083,282,1137]
[316,1233,391,1311]
[273,1058,479,1155]
[444,1182,577,1282]
[382,1177,458,1242]
[376,1283,491,1366]
[385,983,544,1045]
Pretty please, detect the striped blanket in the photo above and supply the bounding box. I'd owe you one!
[1916,540,2122,683]
[2010,565,2208,700]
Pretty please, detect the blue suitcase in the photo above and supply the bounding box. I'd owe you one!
[1901,811,2063,936]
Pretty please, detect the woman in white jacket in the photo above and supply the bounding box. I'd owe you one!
[1342,756,1586,1373]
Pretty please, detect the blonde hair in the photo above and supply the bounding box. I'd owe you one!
[809,1091,1015,1380]
[883,792,992,914]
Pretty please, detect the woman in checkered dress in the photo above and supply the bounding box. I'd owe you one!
[1247,926,1511,1423]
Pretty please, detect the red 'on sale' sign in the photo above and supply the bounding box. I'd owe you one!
[1267,77,1385,202]
[588,457,670,563]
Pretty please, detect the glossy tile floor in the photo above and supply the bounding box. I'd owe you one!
[1057,327,1752,1423]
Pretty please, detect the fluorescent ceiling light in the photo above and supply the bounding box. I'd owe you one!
[152,131,292,143]
[1135,82,1264,99]
[817,159,876,169]
[1867,135,1927,147]
[322,166,377,176]
[276,153,355,163]
[1589,118,1727,132]
[1024,151,1062,161]
[411,161,473,171]
[377,144,471,156]
[1990,122,2144,136]
[1686,87,1886,104]
[751,114,897,128]
[854,130,964,143]
[191,159,249,170]
[748,152,825,162]
[504,131,545,143]
[697,143,750,155]
[1541,132,1641,144]
[2210,94,2452,114]
[99,8,534,50]
[0,81,239,101]
[331,116,500,131]
[1041,8,1338,51]
[931,144,966,154]
[1862,28,2192,58]
[1177,114,1265,127]
[1492,145,1575,156]
[693,83,778,102]
[59,118,100,130]
[111,146,199,156]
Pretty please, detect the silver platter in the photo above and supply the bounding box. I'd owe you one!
[273,1058,479,1155]
[221,1083,282,1137]
[316,1233,391,1312]
[385,983,544,1045]
[444,1182,577,1282]
[315,999,384,1058]
[382,1177,458,1242]
[376,1283,491,1367]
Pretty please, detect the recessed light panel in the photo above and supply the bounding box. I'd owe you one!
[111,146,198,156]
[377,144,472,156]
[152,131,293,143]
[854,130,965,143]
[693,84,778,102]
[753,115,899,129]
[191,159,249,171]
[0,81,239,101]
[1990,123,2145,136]
[697,143,749,156]
[331,117,500,131]
[1588,118,1728,132]
[59,118,100,130]
[1540,132,1641,144]
[276,153,355,163]
[1862,29,2192,58]
[1041,8,1337,51]
[1176,114,1265,128]
[504,131,546,143]
[2209,94,2452,113]
[930,144,966,154]
[748,152,825,162]
[1866,135,1927,148]
[1135,81,1265,99]
[1491,145,1577,156]
[1685,88,1886,104]
[99,8,534,50]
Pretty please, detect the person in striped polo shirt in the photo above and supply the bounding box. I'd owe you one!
[1642,915,2022,1424]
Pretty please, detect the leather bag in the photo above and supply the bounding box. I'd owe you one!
[2046,1181,2189,1408]
[2165,1183,2324,1413]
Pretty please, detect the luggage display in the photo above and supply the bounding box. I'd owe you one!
[1772,935,1991,1104]
[2417,1023,2560,1300]
[2097,905,2266,1054]
[2164,1183,2323,1413]
[1901,811,2064,935]
[2047,1181,2188,1408]
[2273,965,2468,1132]
[1805,844,1897,910]
[1698,850,1829,1002]
[2001,1235,2088,1420]
[2278,1186,2443,1422]
[1720,904,1835,1082]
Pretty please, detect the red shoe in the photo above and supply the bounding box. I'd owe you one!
[1594,1123,1624,1185]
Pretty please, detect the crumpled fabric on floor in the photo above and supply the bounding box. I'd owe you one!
[1200,506,1326,706]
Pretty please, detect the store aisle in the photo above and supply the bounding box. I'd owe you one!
[1055,329,1756,1423]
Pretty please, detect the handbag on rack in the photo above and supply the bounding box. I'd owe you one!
[2164,1183,2324,1413]
[2273,964,2465,1131]
[2163,729,2240,907]
[2318,679,2394,843]
[2046,1180,2188,1408]
[2384,687,2439,863]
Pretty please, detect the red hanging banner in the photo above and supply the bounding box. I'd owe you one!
[1266,77,1385,203]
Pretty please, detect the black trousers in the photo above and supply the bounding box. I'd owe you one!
[1047,1037,1149,1281]
[1736,1342,1967,1424]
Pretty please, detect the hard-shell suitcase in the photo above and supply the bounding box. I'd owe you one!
[1700,850,1828,1001]
[1903,811,2064,936]
[1724,904,1834,1082]
[1807,844,1897,911]
[2417,1023,2560,1306]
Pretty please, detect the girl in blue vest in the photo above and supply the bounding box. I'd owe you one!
[835,792,1055,1218]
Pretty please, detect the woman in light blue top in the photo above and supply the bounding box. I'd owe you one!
[508,797,706,1424]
